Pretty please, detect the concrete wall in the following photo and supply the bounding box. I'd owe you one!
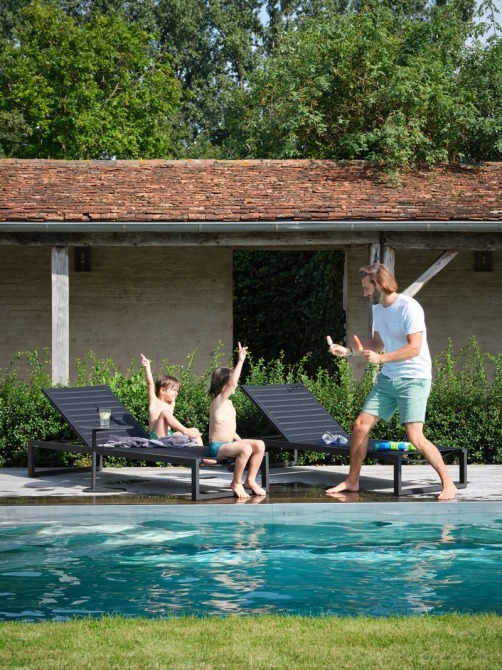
[2,243,501,381]
[346,248,502,377]
[0,246,233,377]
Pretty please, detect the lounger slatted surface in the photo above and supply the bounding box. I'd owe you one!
[242,384,348,446]
[28,385,268,500]
[36,385,149,447]
[242,383,467,496]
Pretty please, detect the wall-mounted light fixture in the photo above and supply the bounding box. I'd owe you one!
[474,251,493,273]
[74,247,92,272]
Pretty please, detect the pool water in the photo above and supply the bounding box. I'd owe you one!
[1,504,501,621]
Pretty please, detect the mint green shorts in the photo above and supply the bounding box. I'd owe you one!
[149,428,175,439]
[362,374,431,424]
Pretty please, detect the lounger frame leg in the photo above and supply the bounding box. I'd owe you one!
[260,452,269,491]
[191,453,270,501]
[28,439,101,478]
[28,441,36,478]
[459,449,468,488]
[391,448,468,496]
[191,461,235,501]
[393,457,403,496]
[192,462,200,500]
[84,429,116,493]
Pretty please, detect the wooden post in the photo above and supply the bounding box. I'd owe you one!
[367,243,395,338]
[342,250,349,316]
[369,242,395,272]
[51,247,69,384]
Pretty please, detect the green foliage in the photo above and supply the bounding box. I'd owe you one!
[233,250,345,375]
[1,338,501,468]
[1,1,499,161]
[152,0,264,157]
[0,349,66,467]
[458,36,502,160]
[0,1,181,159]
[428,337,502,463]
[0,0,32,40]
[224,3,501,164]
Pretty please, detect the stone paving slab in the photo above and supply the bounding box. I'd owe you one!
[0,463,500,504]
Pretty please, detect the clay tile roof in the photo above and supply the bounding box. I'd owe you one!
[0,158,501,223]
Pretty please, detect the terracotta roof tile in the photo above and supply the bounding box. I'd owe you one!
[0,159,500,223]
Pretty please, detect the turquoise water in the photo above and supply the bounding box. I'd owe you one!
[1,504,501,621]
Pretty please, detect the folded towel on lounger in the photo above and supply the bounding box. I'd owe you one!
[103,434,199,449]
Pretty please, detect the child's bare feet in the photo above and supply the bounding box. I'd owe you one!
[244,480,266,496]
[231,482,250,499]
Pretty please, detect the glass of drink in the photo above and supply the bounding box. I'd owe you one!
[99,408,111,428]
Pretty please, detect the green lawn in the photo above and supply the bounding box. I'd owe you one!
[0,614,501,670]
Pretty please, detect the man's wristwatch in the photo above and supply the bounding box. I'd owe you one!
[346,347,353,358]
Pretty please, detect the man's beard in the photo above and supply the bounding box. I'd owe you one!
[371,288,381,305]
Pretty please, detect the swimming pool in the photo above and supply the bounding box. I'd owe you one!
[1,502,501,621]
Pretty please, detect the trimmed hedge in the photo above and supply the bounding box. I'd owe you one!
[0,337,501,468]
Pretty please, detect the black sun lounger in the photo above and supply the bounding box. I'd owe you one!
[242,383,466,496]
[28,385,268,501]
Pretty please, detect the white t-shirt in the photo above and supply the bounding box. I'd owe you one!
[373,294,431,379]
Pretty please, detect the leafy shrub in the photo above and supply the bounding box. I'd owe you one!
[0,338,500,468]
[428,337,502,463]
[0,349,67,467]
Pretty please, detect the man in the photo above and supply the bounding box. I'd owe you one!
[326,263,457,500]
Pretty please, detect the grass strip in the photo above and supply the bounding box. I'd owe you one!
[0,613,501,670]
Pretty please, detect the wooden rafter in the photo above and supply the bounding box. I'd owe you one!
[402,250,459,298]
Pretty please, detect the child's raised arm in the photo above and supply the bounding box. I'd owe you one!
[140,354,156,403]
[219,342,248,401]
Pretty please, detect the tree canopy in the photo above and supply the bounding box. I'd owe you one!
[0,0,499,162]
[223,2,501,164]
[0,2,181,158]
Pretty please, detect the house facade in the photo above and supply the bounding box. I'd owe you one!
[0,159,501,381]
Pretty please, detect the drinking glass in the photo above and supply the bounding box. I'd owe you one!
[99,408,111,428]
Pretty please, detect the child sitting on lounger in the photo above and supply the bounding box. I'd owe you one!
[208,342,266,499]
[140,354,215,463]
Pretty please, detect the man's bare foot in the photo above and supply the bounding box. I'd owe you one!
[244,480,266,496]
[437,483,457,501]
[202,458,217,466]
[231,482,250,500]
[325,480,359,495]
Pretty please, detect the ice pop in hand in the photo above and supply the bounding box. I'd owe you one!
[353,335,364,352]
[326,336,333,346]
